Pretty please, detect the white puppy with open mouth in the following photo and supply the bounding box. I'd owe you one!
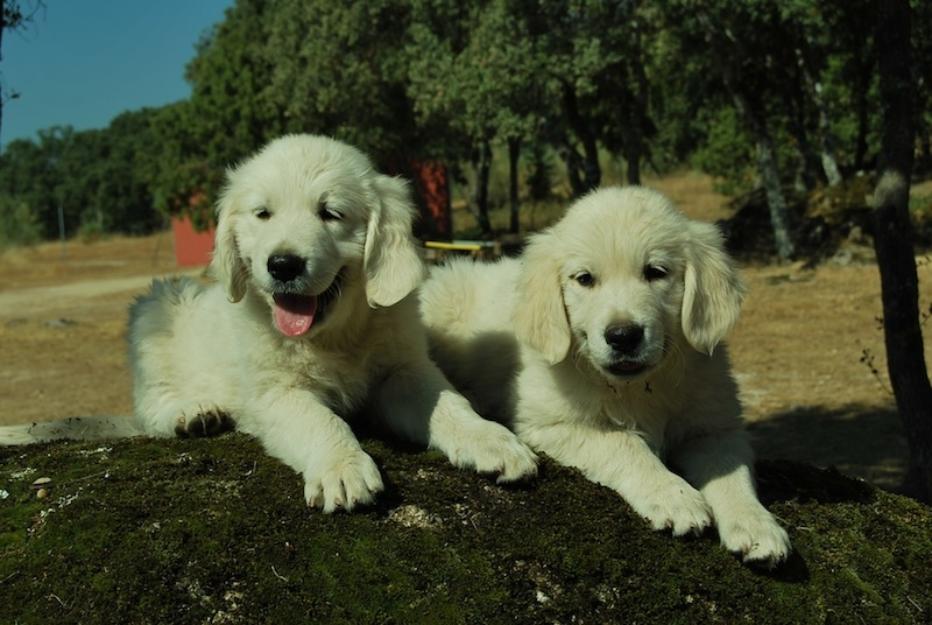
[420,186,790,566]
[2,135,537,511]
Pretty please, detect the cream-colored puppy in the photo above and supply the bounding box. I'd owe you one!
[1,135,537,511]
[420,187,790,565]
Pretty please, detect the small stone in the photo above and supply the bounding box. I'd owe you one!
[44,318,77,328]
[31,477,52,489]
[36,488,49,500]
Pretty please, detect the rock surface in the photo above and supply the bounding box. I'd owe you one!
[1,434,930,624]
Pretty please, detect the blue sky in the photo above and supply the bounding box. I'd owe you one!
[1,0,233,148]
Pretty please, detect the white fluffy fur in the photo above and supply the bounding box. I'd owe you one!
[420,186,791,566]
[1,135,537,512]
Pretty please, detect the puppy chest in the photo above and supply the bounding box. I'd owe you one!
[601,397,671,444]
[294,354,373,414]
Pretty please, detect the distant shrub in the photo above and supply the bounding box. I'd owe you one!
[0,195,42,250]
[77,219,107,243]
[525,142,555,201]
[690,106,755,196]
[911,189,932,245]
[911,191,932,219]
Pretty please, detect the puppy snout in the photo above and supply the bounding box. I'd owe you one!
[604,323,644,354]
[267,254,306,283]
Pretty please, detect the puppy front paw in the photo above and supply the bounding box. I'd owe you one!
[628,477,713,537]
[437,419,538,483]
[174,407,235,438]
[718,505,791,567]
[304,449,384,513]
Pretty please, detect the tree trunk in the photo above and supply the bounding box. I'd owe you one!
[560,139,586,197]
[917,79,931,169]
[872,0,932,503]
[784,81,823,191]
[794,47,842,186]
[624,138,641,186]
[730,87,796,260]
[581,137,600,191]
[562,84,601,191]
[507,136,521,234]
[853,51,873,171]
[624,26,649,186]
[854,86,870,170]
[471,140,493,236]
[709,34,796,260]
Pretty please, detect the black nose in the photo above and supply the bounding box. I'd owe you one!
[604,324,644,353]
[267,254,306,282]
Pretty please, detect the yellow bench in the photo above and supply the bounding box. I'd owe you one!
[422,239,503,262]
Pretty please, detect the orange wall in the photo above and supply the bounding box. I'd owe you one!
[171,216,215,267]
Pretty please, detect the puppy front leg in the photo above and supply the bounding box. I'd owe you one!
[372,360,538,482]
[672,429,791,566]
[249,390,383,512]
[519,421,712,536]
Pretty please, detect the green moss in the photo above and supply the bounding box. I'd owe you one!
[1,437,930,624]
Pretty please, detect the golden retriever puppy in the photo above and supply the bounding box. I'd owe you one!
[420,186,790,565]
[1,135,537,511]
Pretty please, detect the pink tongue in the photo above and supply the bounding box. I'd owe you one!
[273,295,318,337]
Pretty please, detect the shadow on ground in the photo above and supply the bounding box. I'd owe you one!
[748,403,907,491]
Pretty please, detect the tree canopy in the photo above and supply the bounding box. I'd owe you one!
[0,0,930,244]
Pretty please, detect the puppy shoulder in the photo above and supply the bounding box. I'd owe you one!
[676,342,743,429]
[129,277,207,335]
[514,355,589,424]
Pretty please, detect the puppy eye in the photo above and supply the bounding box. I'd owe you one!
[574,272,595,287]
[318,202,342,222]
[643,265,668,281]
[255,208,271,220]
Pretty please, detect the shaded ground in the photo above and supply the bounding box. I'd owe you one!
[1,436,930,625]
[0,173,930,490]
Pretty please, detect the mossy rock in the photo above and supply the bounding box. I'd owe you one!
[1,435,930,624]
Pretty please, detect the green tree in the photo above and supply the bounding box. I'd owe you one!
[0,128,68,237]
[406,0,498,234]
[408,0,544,234]
[526,0,646,194]
[659,0,800,258]
[0,192,39,247]
[266,0,421,160]
[174,0,281,217]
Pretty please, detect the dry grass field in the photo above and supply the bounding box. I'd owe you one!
[1,173,929,491]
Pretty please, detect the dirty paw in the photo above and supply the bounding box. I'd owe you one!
[304,449,384,513]
[438,419,538,483]
[629,477,712,537]
[718,506,791,567]
[175,408,235,438]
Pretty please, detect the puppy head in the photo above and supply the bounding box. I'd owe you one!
[211,134,424,338]
[515,187,743,381]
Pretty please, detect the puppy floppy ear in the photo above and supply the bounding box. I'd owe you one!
[364,175,426,308]
[514,231,571,364]
[681,221,745,354]
[210,186,248,303]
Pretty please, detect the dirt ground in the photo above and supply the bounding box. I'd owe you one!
[0,176,929,491]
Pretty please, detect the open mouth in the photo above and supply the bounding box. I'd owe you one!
[605,360,649,377]
[271,268,345,337]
